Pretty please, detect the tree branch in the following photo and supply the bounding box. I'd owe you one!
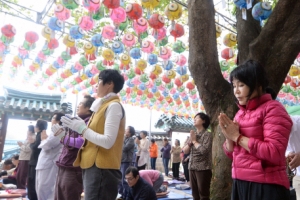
[249,0,300,92]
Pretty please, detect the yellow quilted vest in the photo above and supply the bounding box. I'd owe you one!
[73,97,125,169]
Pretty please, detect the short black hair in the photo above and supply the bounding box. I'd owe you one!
[35,119,48,131]
[140,131,148,137]
[11,154,19,160]
[28,125,35,134]
[52,112,65,125]
[125,166,139,178]
[128,126,135,137]
[194,112,210,129]
[175,139,180,146]
[98,69,125,93]
[83,95,95,108]
[163,138,168,142]
[229,60,276,99]
[3,159,13,166]
[151,138,155,143]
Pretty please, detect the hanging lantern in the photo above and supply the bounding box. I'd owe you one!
[1,24,16,38]
[122,33,136,48]
[221,48,234,60]
[48,38,59,49]
[133,18,148,35]
[172,40,186,54]
[130,48,142,60]
[176,66,187,75]
[148,13,165,30]
[55,4,71,21]
[216,25,222,38]
[126,3,143,20]
[170,23,184,40]
[151,64,162,76]
[69,25,84,39]
[63,35,75,47]
[164,60,173,70]
[103,0,120,9]
[160,47,172,60]
[136,59,147,71]
[82,0,100,12]
[25,31,39,44]
[147,54,158,65]
[223,33,237,47]
[152,27,166,41]
[110,7,127,25]
[252,2,272,22]
[79,16,94,31]
[41,26,52,41]
[141,40,155,54]
[102,48,115,64]
[62,0,80,10]
[174,55,187,66]
[112,41,124,54]
[91,34,105,47]
[220,60,230,71]
[48,17,63,31]
[165,2,182,27]
[102,25,116,40]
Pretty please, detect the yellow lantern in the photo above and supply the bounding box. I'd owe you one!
[120,54,131,66]
[216,25,222,38]
[223,33,237,47]
[151,64,162,76]
[80,74,88,81]
[41,26,52,41]
[102,49,115,61]
[136,59,147,71]
[13,56,22,65]
[165,3,183,21]
[84,42,96,55]
[141,0,160,10]
[166,70,176,79]
[154,91,161,98]
[181,74,189,82]
[289,65,300,76]
[63,35,75,47]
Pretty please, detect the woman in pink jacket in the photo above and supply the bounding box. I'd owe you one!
[219,60,292,200]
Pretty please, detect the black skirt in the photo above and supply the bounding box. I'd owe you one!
[232,179,290,200]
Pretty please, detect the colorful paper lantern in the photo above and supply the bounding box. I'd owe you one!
[151,64,162,75]
[112,41,124,54]
[148,13,165,30]
[48,38,59,49]
[170,23,184,40]
[172,40,186,54]
[1,24,16,38]
[221,48,234,60]
[165,3,183,21]
[216,25,222,38]
[63,35,75,47]
[130,48,142,59]
[69,25,84,39]
[48,17,63,31]
[25,31,39,44]
[110,7,126,25]
[122,33,136,47]
[103,0,120,9]
[82,0,100,12]
[252,2,272,21]
[141,41,155,54]
[147,54,158,65]
[79,16,94,31]
[133,18,148,34]
[91,34,104,47]
[55,4,71,21]
[126,3,143,20]
[102,25,116,40]
[223,33,237,47]
[175,55,187,66]
[62,0,80,9]
[160,47,172,60]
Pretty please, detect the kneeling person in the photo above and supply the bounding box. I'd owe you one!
[125,167,157,200]
[139,170,164,193]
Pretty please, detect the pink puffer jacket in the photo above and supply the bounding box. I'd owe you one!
[223,94,292,189]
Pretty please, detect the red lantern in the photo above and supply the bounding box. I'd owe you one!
[162,74,171,84]
[126,87,132,94]
[126,3,143,20]
[174,77,183,87]
[25,31,39,44]
[221,48,234,60]
[284,76,291,84]
[75,76,83,84]
[137,90,143,96]
[48,38,59,49]
[85,53,96,61]
[103,60,114,66]
[134,67,142,75]
[170,23,184,40]
[149,73,157,80]
[147,93,154,99]
[186,81,195,90]
[103,0,120,9]
[69,46,78,55]
[158,96,164,101]
[1,24,16,38]
[148,13,165,30]
[176,99,182,105]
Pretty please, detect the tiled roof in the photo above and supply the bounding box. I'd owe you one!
[0,86,73,121]
[154,114,194,132]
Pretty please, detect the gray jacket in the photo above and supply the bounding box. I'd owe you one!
[121,137,135,163]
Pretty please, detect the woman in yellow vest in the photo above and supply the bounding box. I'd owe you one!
[61,69,125,200]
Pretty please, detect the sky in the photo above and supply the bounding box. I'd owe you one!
[1,0,234,141]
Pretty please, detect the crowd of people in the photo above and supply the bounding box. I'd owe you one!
[1,61,300,200]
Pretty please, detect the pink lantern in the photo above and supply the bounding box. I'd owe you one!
[82,0,100,12]
[1,24,16,38]
[122,33,136,48]
[160,47,172,60]
[102,25,116,40]
[148,13,165,30]
[55,4,71,21]
[69,46,78,55]
[57,56,65,66]
[0,41,6,53]
[141,41,155,54]
[37,51,47,61]
[153,27,166,41]
[18,47,28,58]
[221,48,234,60]
[110,7,126,25]
[25,31,39,44]
[79,16,94,31]
[48,38,59,49]
[133,18,148,34]
[175,55,187,66]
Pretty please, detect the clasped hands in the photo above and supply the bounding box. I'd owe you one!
[218,113,240,142]
[60,114,87,134]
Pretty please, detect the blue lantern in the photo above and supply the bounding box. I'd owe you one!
[130,48,142,59]
[126,79,135,88]
[164,60,173,70]
[48,17,63,31]
[252,2,272,21]
[176,65,187,75]
[112,41,124,54]
[91,34,105,47]
[147,54,158,65]
[69,25,84,39]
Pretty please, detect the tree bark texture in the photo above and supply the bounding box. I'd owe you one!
[249,0,300,93]
[236,0,261,64]
[189,0,300,199]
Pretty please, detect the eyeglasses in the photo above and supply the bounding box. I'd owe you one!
[125,177,135,182]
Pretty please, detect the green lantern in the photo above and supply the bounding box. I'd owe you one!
[172,40,186,54]
[220,60,230,71]
[119,19,129,31]
[159,36,168,46]
[93,6,105,20]
[79,56,89,67]
[56,77,65,83]
[126,68,135,79]
[62,0,79,10]
[140,31,149,40]
[61,51,72,61]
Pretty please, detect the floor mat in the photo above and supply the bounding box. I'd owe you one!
[157,191,191,199]
[183,190,192,195]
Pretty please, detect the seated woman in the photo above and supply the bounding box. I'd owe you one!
[0,159,14,177]
[2,154,19,185]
